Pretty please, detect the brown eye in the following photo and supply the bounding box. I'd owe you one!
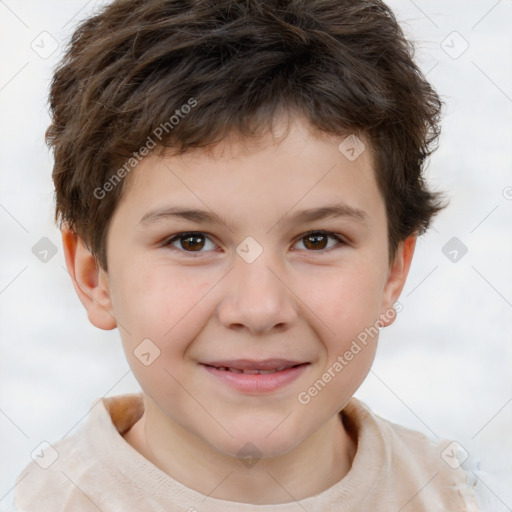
[180,233,205,251]
[165,232,216,254]
[163,230,345,257]
[295,231,344,252]
[303,233,328,250]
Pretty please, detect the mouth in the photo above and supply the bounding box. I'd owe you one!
[206,365,302,375]
[199,359,310,393]
[201,359,307,373]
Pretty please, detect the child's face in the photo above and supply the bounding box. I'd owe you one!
[70,117,413,459]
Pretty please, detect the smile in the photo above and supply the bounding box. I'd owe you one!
[200,360,310,393]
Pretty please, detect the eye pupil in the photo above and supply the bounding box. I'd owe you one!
[304,233,328,250]
[181,234,205,251]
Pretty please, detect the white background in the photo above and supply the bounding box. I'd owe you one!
[1,1,511,510]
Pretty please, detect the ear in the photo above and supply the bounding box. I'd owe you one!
[379,236,416,328]
[61,228,117,330]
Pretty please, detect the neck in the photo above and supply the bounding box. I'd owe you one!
[123,396,356,505]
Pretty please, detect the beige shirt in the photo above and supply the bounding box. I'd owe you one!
[14,393,480,511]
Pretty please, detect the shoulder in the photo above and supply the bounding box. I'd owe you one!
[345,398,482,511]
[13,394,144,512]
[14,433,102,512]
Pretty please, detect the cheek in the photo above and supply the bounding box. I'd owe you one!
[300,272,382,407]
[297,263,384,396]
[110,264,214,402]
[300,264,385,338]
[110,261,211,350]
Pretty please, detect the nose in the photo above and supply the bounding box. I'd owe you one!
[217,254,298,335]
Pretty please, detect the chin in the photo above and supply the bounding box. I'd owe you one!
[207,419,305,461]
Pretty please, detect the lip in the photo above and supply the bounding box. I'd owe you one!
[200,361,310,394]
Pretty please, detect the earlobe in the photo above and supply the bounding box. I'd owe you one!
[61,228,117,330]
[379,236,416,328]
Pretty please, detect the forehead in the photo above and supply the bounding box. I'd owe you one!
[116,117,383,228]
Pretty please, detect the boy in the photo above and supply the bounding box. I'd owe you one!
[14,0,484,510]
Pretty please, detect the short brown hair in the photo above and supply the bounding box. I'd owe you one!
[46,0,445,270]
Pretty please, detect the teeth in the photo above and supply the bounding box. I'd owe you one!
[215,366,292,374]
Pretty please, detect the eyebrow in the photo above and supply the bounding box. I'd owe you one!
[139,203,368,229]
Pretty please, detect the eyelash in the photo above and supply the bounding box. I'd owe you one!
[161,230,347,257]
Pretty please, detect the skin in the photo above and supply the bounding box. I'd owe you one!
[62,116,416,504]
